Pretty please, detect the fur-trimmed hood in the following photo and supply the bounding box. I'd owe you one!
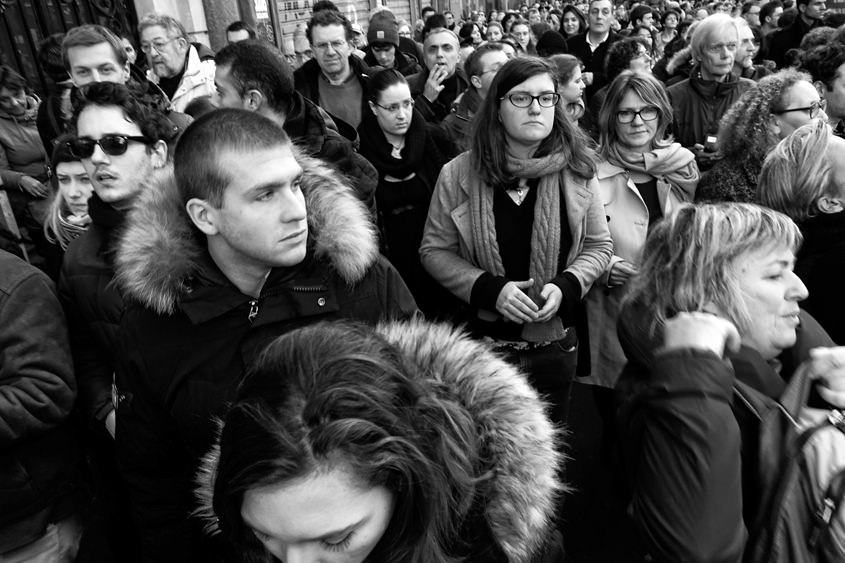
[115,152,379,315]
[194,319,565,563]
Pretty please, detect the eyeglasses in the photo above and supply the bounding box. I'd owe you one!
[773,101,822,118]
[705,42,738,54]
[140,36,178,54]
[67,134,150,159]
[501,92,561,108]
[312,40,348,52]
[616,106,660,123]
[374,99,415,113]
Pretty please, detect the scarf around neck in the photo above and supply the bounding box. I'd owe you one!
[358,109,427,179]
[469,151,569,342]
[606,142,699,200]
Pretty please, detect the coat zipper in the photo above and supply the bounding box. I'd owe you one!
[248,299,259,323]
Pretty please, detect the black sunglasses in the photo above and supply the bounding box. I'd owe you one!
[67,134,150,159]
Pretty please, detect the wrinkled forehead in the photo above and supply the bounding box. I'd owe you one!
[425,30,459,48]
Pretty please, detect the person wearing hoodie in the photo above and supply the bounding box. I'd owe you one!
[194,319,566,563]
[112,109,416,562]
[363,11,422,76]
[213,40,378,218]
[667,14,754,171]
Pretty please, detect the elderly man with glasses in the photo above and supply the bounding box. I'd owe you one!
[139,12,216,113]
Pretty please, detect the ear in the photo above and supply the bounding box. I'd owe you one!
[818,195,845,215]
[122,61,131,83]
[186,197,220,235]
[368,100,378,115]
[814,80,827,100]
[243,89,264,111]
[470,75,483,89]
[150,140,168,169]
[768,114,782,137]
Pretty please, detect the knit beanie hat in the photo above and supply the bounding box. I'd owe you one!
[536,30,569,57]
[368,11,399,46]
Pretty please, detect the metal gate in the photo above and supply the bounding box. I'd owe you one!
[0,0,139,96]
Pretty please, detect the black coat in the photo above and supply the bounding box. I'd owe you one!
[113,157,417,562]
[567,31,622,101]
[795,212,845,345]
[293,55,371,126]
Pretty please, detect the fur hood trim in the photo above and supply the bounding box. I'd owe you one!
[194,319,565,563]
[115,152,379,315]
[667,45,692,75]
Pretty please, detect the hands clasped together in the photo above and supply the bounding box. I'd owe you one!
[495,278,563,324]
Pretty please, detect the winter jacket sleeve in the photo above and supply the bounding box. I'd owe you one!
[114,311,203,563]
[419,155,490,304]
[0,259,75,445]
[57,253,119,433]
[619,348,747,563]
[0,143,25,190]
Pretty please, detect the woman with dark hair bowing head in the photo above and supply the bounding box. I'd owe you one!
[585,71,698,408]
[421,57,612,429]
[358,69,456,318]
[615,202,844,563]
[195,319,565,562]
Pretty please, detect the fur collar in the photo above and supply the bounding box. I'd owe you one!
[194,319,565,562]
[115,152,379,315]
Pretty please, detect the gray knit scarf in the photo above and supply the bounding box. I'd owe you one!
[469,151,569,342]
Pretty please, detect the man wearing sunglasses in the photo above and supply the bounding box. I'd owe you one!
[111,109,416,561]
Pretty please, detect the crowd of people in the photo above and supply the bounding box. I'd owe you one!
[1,0,845,561]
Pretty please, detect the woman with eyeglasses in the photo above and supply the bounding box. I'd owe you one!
[358,69,458,319]
[587,38,653,137]
[421,57,612,431]
[585,70,698,427]
[696,69,825,203]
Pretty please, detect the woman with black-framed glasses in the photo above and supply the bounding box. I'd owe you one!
[697,69,826,203]
[585,70,698,429]
[421,57,612,434]
[357,69,458,319]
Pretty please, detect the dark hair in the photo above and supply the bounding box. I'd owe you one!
[604,37,649,82]
[175,109,291,207]
[760,0,783,23]
[183,96,216,119]
[778,7,798,27]
[306,9,354,43]
[51,133,81,176]
[61,24,127,71]
[802,43,845,91]
[470,57,596,184]
[598,71,673,159]
[38,34,70,83]
[368,67,408,102]
[312,0,339,12]
[660,8,681,24]
[212,321,478,563]
[560,5,588,36]
[458,22,480,46]
[226,20,256,39]
[72,82,178,146]
[215,40,294,115]
[795,0,812,9]
[531,21,552,38]
[464,42,505,79]
[421,6,436,17]
[799,26,836,51]
[630,5,653,24]
[549,53,583,85]
[0,65,27,93]
[423,14,449,40]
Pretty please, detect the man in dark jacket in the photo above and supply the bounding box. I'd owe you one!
[363,10,422,76]
[802,42,845,139]
[57,83,179,560]
[214,40,378,217]
[567,0,621,101]
[113,109,417,562]
[407,27,468,124]
[294,9,370,129]
[0,249,86,561]
[766,0,826,68]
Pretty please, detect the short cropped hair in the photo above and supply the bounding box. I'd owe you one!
[215,40,295,115]
[174,109,292,208]
[61,24,127,70]
[630,5,653,24]
[758,120,836,224]
[138,13,189,41]
[464,42,505,80]
[306,9,354,43]
[38,33,70,83]
[225,21,256,39]
[623,202,802,336]
[760,0,783,23]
